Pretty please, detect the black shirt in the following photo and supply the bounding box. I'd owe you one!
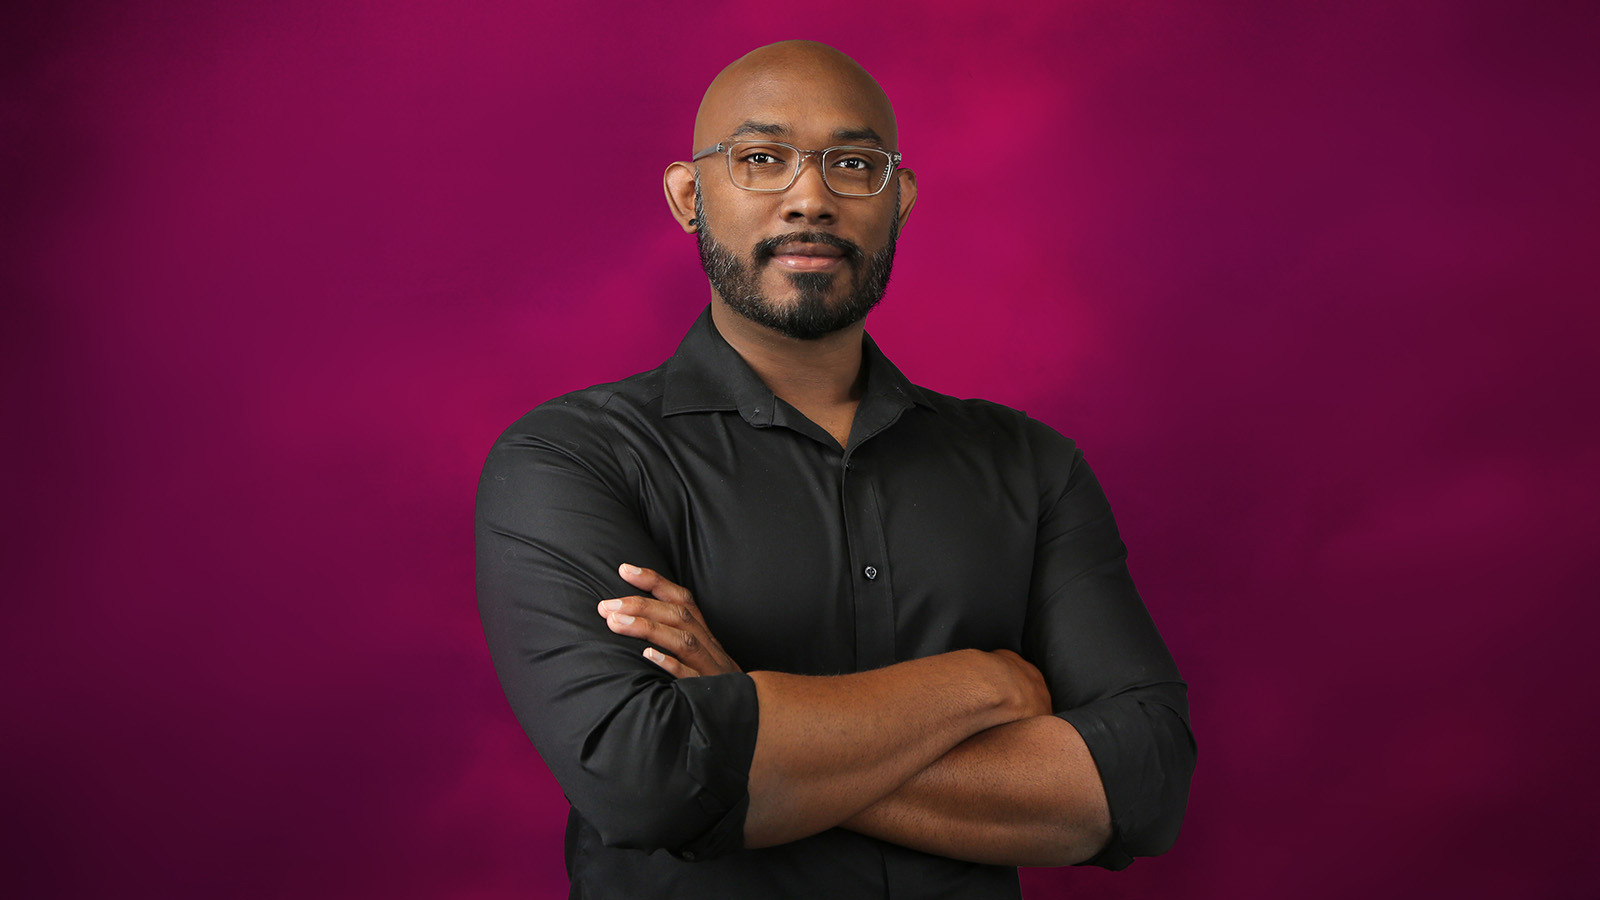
[475,307,1195,899]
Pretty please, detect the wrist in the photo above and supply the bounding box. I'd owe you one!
[978,649,1046,724]
[948,648,1028,728]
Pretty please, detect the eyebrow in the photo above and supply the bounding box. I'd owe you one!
[832,126,885,146]
[730,120,790,138]
[728,120,887,147]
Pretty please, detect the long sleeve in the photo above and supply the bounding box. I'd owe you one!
[1021,422,1197,870]
[474,396,759,860]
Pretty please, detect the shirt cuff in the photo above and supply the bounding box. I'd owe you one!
[1056,684,1195,869]
[667,672,761,861]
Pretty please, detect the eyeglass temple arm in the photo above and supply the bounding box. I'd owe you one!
[690,144,723,161]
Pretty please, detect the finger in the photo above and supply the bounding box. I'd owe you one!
[618,563,695,606]
[604,611,717,669]
[598,596,699,630]
[643,647,699,679]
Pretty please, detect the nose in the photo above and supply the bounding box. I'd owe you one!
[780,151,838,225]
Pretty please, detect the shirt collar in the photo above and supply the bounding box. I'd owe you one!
[661,305,935,425]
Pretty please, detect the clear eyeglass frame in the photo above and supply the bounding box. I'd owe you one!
[691,140,904,197]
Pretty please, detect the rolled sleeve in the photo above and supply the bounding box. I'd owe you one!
[1022,423,1197,869]
[1058,686,1194,869]
[475,399,759,858]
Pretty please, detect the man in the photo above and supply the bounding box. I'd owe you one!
[476,40,1194,898]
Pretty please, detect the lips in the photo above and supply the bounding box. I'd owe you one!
[757,232,860,273]
[770,242,848,271]
[773,242,844,259]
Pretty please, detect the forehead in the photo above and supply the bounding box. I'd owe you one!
[694,63,899,151]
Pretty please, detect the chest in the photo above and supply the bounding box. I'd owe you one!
[630,414,1041,674]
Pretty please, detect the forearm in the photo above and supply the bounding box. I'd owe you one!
[841,714,1111,866]
[742,649,1039,848]
[593,567,1056,852]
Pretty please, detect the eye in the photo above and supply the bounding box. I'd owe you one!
[829,148,889,172]
[734,145,790,166]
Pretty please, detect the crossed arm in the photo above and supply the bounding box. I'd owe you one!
[599,563,1113,866]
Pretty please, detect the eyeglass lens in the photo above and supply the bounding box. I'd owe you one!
[727,141,892,195]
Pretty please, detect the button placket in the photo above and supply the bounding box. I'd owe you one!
[840,453,895,669]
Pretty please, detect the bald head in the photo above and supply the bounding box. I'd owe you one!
[692,41,899,154]
[662,40,917,342]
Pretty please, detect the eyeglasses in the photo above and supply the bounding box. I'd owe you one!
[691,140,903,197]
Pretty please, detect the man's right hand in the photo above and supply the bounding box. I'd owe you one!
[599,563,742,679]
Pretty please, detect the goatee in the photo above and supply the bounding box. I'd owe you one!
[695,184,899,341]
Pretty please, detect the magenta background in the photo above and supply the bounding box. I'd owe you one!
[5,1,1598,897]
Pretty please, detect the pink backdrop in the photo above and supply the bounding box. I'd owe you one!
[6,2,1598,896]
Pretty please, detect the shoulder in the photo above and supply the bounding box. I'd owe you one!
[489,365,668,457]
[899,383,1092,511]
[908,383,1084,466]
[477,365,671,506]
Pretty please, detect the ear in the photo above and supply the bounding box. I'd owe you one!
[664,161,699,233]
[893,167,918,233]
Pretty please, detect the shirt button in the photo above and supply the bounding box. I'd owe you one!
[864,566,878,580]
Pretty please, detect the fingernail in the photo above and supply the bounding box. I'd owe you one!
[620,563,642,576]
[613,614,634,625]
[644,648,661,661]
[602,599,623,611]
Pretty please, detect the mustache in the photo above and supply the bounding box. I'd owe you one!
[752,231,864,264]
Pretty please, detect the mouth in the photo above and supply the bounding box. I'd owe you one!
[756,232,861,273]
[771,242,847,271]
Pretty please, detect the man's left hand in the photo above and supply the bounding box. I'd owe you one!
[599,563,742,679]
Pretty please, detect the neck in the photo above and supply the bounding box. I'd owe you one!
[709,298,867,412]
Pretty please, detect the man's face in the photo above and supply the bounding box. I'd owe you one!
[685,56,912,340]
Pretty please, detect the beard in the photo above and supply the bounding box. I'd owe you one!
[695,182,900,341]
